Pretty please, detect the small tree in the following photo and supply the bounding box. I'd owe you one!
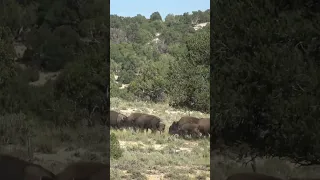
[150,12,162,21]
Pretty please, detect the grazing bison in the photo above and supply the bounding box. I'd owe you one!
[109,110,127,129]
[169,116,201,136]
[177,116,200,126]
[134,114,164,133]
[0,154,55,180]
[56,162,109,180]
[226,173,283,180]
[126,112,146,128]
[198,118,210,136]
[169,121,179,135]
[177,123,201,138]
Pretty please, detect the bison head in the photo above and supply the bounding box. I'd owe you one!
[117,114,128,128]
[158,123,166,134]
[169,121,179,135]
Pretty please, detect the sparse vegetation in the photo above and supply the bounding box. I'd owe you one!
[110,98,210,179]
[110,8,210,179]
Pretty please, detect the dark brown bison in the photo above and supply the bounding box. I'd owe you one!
[126,112,146,128]
[178,123,201,138]
[226,173,283,180]
[109,110,127,129]
[56,162,109,180]
[169,116,200,135]
[134,114,164,133]
[0,154,55,180]
[198,118,210,136]
[177,116,200,126]
[169,121,179,135]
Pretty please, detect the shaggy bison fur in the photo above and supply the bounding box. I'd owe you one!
[134,114,164,133]
[109,110,127,129]
[198,118,210,136]
[177,123,201,138]
[169,116,200,135]
[177,116,200,126]
[126,113,146,128]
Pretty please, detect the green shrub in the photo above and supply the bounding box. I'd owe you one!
[110,133,123,159]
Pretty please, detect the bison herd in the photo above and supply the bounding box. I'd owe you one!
[0,154,109,180]
[110,110,210,138]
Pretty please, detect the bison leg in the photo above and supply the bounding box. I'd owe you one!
[151,129,156,134]
[139,128,144,133]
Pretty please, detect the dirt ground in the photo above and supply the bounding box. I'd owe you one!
[110,97,210,180]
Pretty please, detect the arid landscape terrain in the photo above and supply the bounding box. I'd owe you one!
[110,97,210,180]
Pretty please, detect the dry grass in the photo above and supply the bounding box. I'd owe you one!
[0,96,209,179]
[110,97,210,180]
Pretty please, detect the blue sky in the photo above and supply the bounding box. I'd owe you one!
[110,0,210,19]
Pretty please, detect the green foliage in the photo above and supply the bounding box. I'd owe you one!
[110,10,210,112]
[129,55,173,102]
[54,47,108,117]
[213,0,320,165]
[110,133,123,159]
[186,29,210,66]
[150,12,162,21]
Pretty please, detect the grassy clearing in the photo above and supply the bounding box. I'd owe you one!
[110,97,210,180]
[212,150,320,180]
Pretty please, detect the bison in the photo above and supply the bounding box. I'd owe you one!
[109,110,127,129]
[169,121,179,135]
[177,123,201,138]
[134,114,164,133]
[226,173,283,180]
[158,122,166,134]
[126,112,146,129]
[198,118,210,136]
[56,162,109,180]
[177,116,200,126]
[169,116,200,135]
[0,154,55,180]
